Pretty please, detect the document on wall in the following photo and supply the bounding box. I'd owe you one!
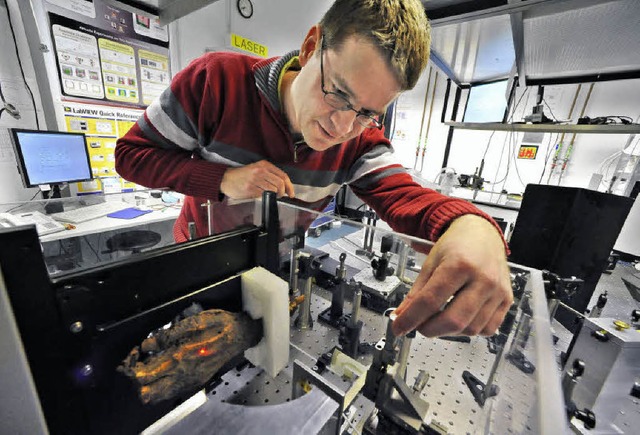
[61,102,142,193]
[46,0,97,19]
[52,24,105,100]
[45,0,171,109]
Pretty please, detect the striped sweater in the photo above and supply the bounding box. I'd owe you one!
[115,51,502,243]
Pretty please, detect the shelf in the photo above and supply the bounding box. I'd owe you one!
[445,122,640,134]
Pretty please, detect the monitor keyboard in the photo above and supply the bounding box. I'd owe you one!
[51,202,129,224]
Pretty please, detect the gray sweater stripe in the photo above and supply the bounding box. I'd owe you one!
[350,166,407,189]
[349,145,393,175]
[137,115,178,150]
[203,139,265,165]
[203,138,349,187]
[143,86,200,152]
[160,89,199,142]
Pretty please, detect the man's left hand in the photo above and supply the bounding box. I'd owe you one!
[392,215,513,337]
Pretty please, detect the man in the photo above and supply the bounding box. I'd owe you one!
[115,0,512,338]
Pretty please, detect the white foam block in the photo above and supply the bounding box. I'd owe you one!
[241,267,289,377]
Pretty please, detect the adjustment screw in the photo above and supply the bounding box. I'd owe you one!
[81,364,93,377]
[70,321,83,333]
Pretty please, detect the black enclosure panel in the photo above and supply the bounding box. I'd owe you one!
[0,226,264,434]
[508,184,633,329]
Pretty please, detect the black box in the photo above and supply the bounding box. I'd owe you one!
[508,184,633,329]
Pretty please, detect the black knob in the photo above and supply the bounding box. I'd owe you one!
[596,292,608,308]
[574,409,596,429]
[591,330,609,342]
[571,359,585,377]
[380,235,394,253]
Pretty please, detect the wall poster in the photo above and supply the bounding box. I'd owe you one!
[61,102,142,194]
[41,0,169,194]
[46,0,170,109]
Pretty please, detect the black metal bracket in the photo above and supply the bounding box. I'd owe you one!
[462,370,499,407]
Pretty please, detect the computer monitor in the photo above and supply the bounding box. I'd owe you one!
[463,79,509,123]
[9,128,93,188]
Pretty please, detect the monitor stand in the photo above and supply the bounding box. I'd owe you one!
[43,184,64,214]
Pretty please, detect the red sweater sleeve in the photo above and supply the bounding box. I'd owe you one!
[114,55,228,200]
[352,171,508,243]
[349,131,509,253]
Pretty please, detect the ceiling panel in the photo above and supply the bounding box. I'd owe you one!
[429,0,640,85]
[430,13,514,84]
[523,0,640,82]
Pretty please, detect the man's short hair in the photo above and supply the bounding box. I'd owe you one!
[320,0,431,91]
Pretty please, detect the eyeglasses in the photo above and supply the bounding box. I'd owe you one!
[319,37,384,129]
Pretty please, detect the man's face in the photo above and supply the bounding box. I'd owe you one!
[289,32,401,152]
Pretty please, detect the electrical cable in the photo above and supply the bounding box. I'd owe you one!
[600,156,621,190]
[487,133,511,185]
[481,87,530,198]
[472,130,496,189]
[510,132,527,187]
[498,132,514,198]
[0,81,7,116]
[27,189,41,201]
[598,150,623,173]
[58,239,70,255]
[578,115,634,125]
[5,2,40,129]
[542,99,559,122]
[481,131,496,161]
[600,135,640,190]
[508,87,531,123]
[469,85,530,200]
[82,236,101,262]
[4,188,42,213]
[487,131,512,203]
[538,133,559,184]
[0,81,11,119]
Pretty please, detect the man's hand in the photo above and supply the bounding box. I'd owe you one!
[220,160,295,200]
[392,215,513,337]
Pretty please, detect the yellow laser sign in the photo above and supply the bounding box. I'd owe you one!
[231,33,268,58]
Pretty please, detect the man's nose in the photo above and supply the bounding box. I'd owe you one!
[330,109,357,136]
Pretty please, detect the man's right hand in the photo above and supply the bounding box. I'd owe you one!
[220,160,295,200]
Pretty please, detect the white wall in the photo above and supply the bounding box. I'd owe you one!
[0,0,46,203]
[170,0,333,72]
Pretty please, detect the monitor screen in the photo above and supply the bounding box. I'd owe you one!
[9,129,93,187]
[463,80,509,123]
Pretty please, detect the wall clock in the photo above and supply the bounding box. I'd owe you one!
[237,0,254,19]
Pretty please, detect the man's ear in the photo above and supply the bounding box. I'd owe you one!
[299,25,322,67]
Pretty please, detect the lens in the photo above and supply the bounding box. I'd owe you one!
[356,114,381,128]
[324,93,381,129]
[324,93,351,111]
